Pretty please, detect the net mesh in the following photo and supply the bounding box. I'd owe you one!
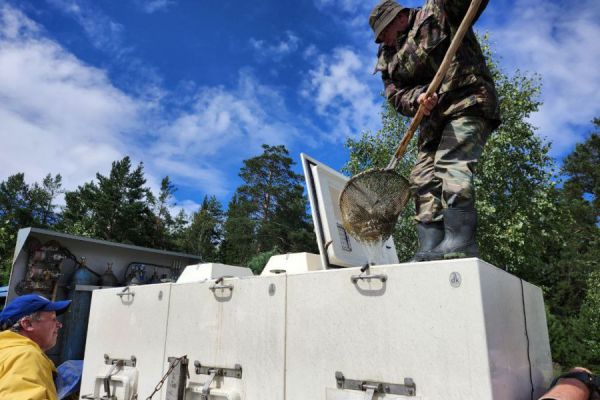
[339,168,412,243]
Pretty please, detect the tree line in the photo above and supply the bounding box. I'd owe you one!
[0,41,598,369]
[0,144,317,282]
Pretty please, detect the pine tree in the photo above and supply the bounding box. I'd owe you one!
[0,172,63,283]
[61,157,155,246]
[543,118,600,367]
[562,118,600,222]
[179,195,224,262]
[220,145,316,269]
[148,176,177,249]
[240,145,315,253]
[220,194,257,266]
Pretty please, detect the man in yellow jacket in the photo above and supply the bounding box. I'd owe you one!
[0,294,71,400]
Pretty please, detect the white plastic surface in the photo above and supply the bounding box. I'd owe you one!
[176,263,253,283]
[188,386,241,400]
[260,252,324,276]
[301,154,399,268]
[80,283,172,400]
[80,258,552,400]
[92,365,138,400]
[165,275,287,400]
[326,388,421,400]
[285,258,552,400]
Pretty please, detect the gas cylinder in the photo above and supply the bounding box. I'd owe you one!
[60,258,99,361]
[125,263,147,285]
[100,262,119,287]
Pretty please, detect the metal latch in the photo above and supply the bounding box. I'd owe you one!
[350,265,388,284]
[350,273,388,284]
[335,371,416,398]
[194,361,243,400]
[81,355,137,400]
[104,354,137,367]
[209,275,235,291]
[103,355,136,400]
[116,286,135,299]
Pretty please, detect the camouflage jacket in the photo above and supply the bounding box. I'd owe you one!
[375,0,501,132]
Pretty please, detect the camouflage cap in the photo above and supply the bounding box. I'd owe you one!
[369,0,407,43]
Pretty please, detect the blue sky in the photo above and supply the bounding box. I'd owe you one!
[0,0,599,215]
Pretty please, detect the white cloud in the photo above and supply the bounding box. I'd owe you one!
[172,199,200,220]
[46,0,126,54]
[0,4,138,190]
[250,31,301,61]
[0,4,307,209]
[45,0,166,98]
[303,47,382,141]
[149,71,305,167]
[313,0,365,13]
[485,0,600,155]
[136,0,175,14]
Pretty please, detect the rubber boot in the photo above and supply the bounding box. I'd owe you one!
[424,207,479,261]
[410,221,444,262]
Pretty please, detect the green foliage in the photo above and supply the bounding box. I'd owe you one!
[545,120,600,368]
[221,144,316,266]
[578,270,600,366]
[476,70,558,278]
[178,195,224,262]
[60,157,156,246]
[239,144,316,252]
[0,173,63,229]
[547,270,600,369]
[562,118,600,222]
[343,101,418,261]
[0,146,317,281]
[0,172,63,284]
[221,194,259,266]
[147,176,178,249]
[246,247,281,275]
[0,219,15,285]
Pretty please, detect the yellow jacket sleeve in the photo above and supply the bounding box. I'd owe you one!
[0,347,58,400]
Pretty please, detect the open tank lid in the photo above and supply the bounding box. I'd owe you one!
[301,154,399,268]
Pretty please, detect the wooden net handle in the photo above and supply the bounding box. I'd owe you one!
[387,0,483,170]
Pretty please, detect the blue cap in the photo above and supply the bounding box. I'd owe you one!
[0,294,71,326]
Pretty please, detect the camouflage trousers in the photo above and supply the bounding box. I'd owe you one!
[409,116,492,223]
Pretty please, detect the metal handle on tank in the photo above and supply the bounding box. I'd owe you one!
[350,274,388,284]
[116,286,135,298]
[209,275,234,291]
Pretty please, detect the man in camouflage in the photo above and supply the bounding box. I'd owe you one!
[369,0,500,261]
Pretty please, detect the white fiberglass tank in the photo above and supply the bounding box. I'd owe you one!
[260,252,323,276]
[177,263,253,283]
[285,258,553,400]
[79,283,172,400]
[79,258,552,400]
[165,275,286,400]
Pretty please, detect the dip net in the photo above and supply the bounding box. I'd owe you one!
[339,168,412,243]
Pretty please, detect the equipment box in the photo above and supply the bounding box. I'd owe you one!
[80,258,552,400]
[285,258,552,399]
